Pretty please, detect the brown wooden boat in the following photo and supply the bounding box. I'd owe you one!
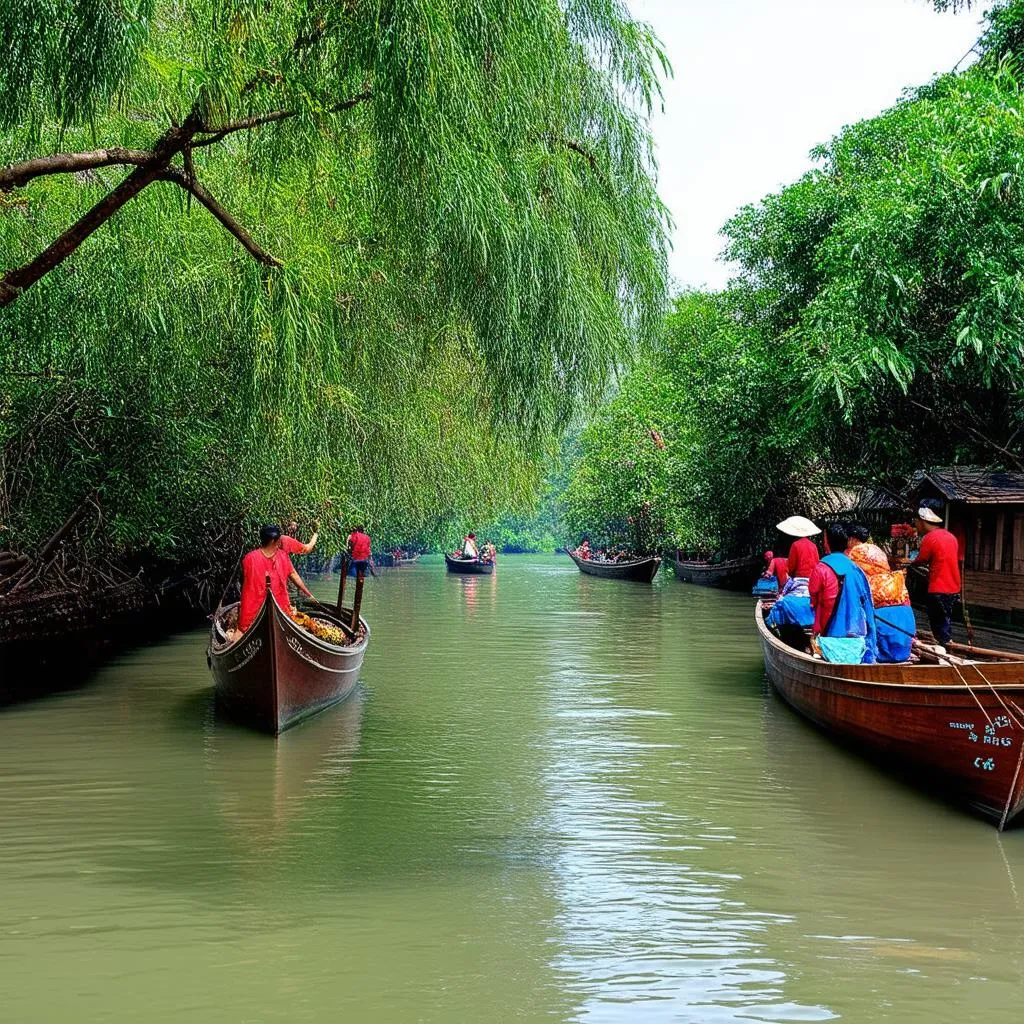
[444,553,495,575]
[565,547,661,583]
[208,588,369,735]
[756,601,1024,828]
[671,554,760,590]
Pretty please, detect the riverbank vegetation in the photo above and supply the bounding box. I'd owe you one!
[0,1,669,596]
[563,0,1024,553]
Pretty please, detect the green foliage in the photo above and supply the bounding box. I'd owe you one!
[0,0,669,571]
[566,3,1024,553]
[562,293,809,552]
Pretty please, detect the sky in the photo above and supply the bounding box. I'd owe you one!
[628,0,985,290]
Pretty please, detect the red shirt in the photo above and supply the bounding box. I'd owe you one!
[239,547,295,631]
[279,535,304,555]
[808,560,840,634]
[767,556,789,589]
[348,531,371,560]
[914,528,962,594]
[787,537,821,579]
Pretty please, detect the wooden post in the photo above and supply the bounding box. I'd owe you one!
[336,553,349,618]
[350,568,365,632]
[1013,512,1024,576]
[995,512,1005,573]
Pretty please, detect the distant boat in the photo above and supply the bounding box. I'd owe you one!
[565,547,661,583]
[444,553,495,575]
[208,588,369,735]
[756,600,1024,829]
[394,554,420,567]
[671,554,759,591]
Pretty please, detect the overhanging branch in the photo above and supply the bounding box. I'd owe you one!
[0,148,154,192]
[160,168,282,268]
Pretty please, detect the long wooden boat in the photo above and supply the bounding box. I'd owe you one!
[208,588,369,735]
[565,547,661,583]
[444,553,495,575]
[756,601,1024,828]
[671,554,760,590]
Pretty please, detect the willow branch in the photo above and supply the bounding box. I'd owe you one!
[0,148,154,192]
[160,168,282,268]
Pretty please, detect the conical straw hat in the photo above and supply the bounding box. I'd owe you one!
[776,515,821,538]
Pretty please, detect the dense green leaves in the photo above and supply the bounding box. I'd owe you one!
[0,0,669,569]
[564,1,1024,552]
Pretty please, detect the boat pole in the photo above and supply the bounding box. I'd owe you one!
[336,553,349,618]
[350,567,365,632]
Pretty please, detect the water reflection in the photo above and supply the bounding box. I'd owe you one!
[204,692,364,848]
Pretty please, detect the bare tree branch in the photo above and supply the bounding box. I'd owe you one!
[0,148,154,192]
[160,168,282,267]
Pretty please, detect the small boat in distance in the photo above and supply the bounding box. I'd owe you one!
[394,554,420,567]
[444,553,495,575]
[565,547,661,583]
[671,553,759,591]
[208,587,369,735]
[755,600,1024,828]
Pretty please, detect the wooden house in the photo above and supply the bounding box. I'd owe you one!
[911,467,1024,629]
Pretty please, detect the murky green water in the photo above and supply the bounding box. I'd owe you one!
[2,554,1024,1022]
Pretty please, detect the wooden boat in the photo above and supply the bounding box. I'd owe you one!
[671,553,760,590]
[444,553,495,575]
[756,601,1024,828]
[394,554,420,567]
[208,588,369,735]
[565,547,661,583]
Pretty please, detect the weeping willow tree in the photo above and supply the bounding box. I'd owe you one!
[0,0,669,580]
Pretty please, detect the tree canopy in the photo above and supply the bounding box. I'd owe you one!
[563,0,1024,551]
[0,0,670,573]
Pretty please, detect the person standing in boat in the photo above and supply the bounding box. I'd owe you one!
[808,522,877,664]
[233,524,316,638]
[462,532,479,560]
[280,519,319,558]
[347,525,373,577]
[578,537,591,560]
[910,499,962,646]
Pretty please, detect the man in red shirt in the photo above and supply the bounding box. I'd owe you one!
[776,516,821,580]
[235,524,315,636]
[279,519,319,558]
[347,525,372,577]
[912,499,962,645]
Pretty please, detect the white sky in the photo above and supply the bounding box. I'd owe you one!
[628,0,984,289]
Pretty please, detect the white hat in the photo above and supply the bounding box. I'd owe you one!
[917,506,943,524]
[776,515,821,538]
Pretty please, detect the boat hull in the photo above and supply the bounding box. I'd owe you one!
[444,554,495,575]
[209,596,369,735]
[672,555,759,590]
[565,548,661,582]
[756,602,1024,827]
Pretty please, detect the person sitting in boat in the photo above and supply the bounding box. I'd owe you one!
[462,532,479,560]
[808,522,877,664]
[847,524,915,662]
[347,525,372,577]
[231,524,315,640]
[578,538,591,560]
[765,566,814,650]
[279,519,319,558]
[777,515,821,579]
[761,549,789,590]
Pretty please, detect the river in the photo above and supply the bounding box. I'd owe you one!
[1,554,1022,1022]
